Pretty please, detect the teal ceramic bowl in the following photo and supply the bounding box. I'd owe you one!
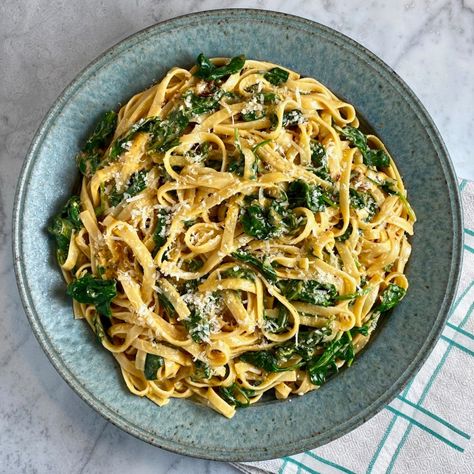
[13,9,462,461]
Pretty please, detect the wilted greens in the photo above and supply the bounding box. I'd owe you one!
[264,67,289,86]
[66,273,117,318]
[218,383,255,407]
[376,284,406,312]
[144,354,164,380]
[287,179,336,211]
[109,170,148,207]
[47,195,83,264]
[336,125,390,170]
[349,188,378,221]
[232,250,277,282]
[76,110,117,177]
[277,279,338,307]
[194,53,245,81]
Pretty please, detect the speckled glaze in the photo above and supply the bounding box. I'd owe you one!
[12,9,462,462]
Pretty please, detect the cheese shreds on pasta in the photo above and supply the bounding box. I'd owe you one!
[49,54,415,419]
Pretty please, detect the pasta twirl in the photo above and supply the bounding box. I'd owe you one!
[48,54,415,418]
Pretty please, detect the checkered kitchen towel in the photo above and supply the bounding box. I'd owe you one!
[234,179,474,474]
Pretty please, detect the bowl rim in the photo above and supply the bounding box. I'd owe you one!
[12,8,463,461]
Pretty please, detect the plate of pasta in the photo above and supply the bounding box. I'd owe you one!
[13,9,462,461]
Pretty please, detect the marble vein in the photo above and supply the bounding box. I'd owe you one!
[392,1,451,67]
[77,421,109,474]
[461,0,474,14]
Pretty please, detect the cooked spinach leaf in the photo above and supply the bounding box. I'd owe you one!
[240,327,358,387]
[376,284,406,312]
[186,142,211,165]
[307,331,354,385]
[380,179,398,195]
[48,195,83,264]
[240,93,279,121]
[264,67,289,86]
[184,310,210,343]
[156,290,175,318]
[282,109,305,127]
[84,111,117,152]
[335,223,352,242]
[183,294,220,343]
[256,92,279,104]
[76,110,117,177]
[263,303,289,334]
[94,183,109,217]
[184,89,224,115]
[378,179,416,221]
[147,110,190,153]
[64,195,82,229]
[240,195,298,240]
[144,354,164,380]
[227,128,246,175]
[127,169,148,196]
[337,126,367,150]
[269,109,306,130]
[287,180,336,211]
[349,188,378,221]
[308,141,331,181]
[109,117,159,159]
[153,208,171,251]
[109,170,148,207]
[219,383,255,407]
[335,286,371,302]
[241,110,266,122]
[48,217,73,263]
[240,203,276,240]
[221,266,256,281]
[268,198,299,233]
[192,360,212,380]
[76,150,101,178]
[277,279,338,307]
[337,126,390,170]
[66,273,117,318]
[310,141,326,167]
[364,148,390,169]
[228,156,245,176]
[186,258,204,272]
[274,327,332,361]
[269,112,279,130]
[352,314,380,337]
[240,350,298,373]
[109,110,189,159]
[194,53,245,81]
[232,250,277,283]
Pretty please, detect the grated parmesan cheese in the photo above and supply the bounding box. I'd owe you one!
[196,81,207,94]
[112,171,125,191]
[181,291,223,343]
[184,93,193,109]
[241,96,264,115]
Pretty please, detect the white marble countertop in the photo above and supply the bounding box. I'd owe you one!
[1,1,472,473]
